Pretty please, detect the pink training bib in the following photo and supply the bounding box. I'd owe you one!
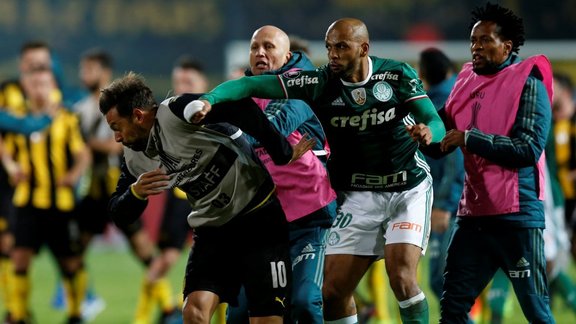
[445,55,552,216]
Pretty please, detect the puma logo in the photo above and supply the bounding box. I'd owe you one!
[275,296,286,308]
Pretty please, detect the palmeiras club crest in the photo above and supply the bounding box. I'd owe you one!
[373,81,393,102]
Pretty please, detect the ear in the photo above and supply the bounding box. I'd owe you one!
[285,51,293,65]
[503,40,513,56]
[132,108,145,123]
[360,43,370,57]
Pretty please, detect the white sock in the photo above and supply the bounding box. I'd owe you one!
[325,314,358,324]
[398,291,426,308]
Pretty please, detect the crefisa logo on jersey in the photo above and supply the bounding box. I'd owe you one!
[373,81,393,102]
[285,74,319,87]
[351,88,366,105]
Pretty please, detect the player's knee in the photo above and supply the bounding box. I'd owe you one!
[322,283,349,305]
[162,248,181,266]
[321,284,335,301]
[388,269,419,298]
[182,301,209,324]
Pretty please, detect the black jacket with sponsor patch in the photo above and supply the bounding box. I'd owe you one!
[109,94,293,228]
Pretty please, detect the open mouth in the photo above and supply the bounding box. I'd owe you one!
[255,61,268,69]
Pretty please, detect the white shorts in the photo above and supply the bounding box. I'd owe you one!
[326,178,432,259]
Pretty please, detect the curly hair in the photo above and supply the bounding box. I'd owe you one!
[99,71,157,117]
[469,2,525,54]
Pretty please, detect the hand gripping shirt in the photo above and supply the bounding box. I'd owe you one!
[276,56,431,191]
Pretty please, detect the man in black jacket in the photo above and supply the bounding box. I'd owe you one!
[99,72,313,324]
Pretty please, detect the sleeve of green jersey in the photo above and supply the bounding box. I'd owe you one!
[201,75,287,105]
[407,98,446,143]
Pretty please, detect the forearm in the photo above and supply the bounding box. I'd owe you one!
[465,78,550,168]
[419,107,454,159]
[428,118,447,143]
[67,147,92,185]
[200,75,286,105]
[465,129,536,167]
[165,94,294,164]
[205,98,294,165]
[109,161,148,227]
[409,98,446,143]
[1,152,20,178]
[265,100,314,138]
[220,99,293,165]
[109,189,148,227]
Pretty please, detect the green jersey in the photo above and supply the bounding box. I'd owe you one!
[202,56,444,192]
[276,57,431,191]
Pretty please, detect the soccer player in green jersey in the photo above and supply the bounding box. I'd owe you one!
[189,18,445,324]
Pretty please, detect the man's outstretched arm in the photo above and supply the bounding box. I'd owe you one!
[202,75,286,104]
[186,75,286,123]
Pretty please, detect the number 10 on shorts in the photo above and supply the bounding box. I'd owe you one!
[270,261,287,288]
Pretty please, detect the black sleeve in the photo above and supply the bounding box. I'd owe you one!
[167,94,293,165]
[108,157,148,227]
[168,93,203,121]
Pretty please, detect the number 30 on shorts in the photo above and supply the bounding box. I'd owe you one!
[332,211,352,228]
[270,261,287,288]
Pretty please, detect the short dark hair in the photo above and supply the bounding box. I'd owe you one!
[174,55,205,72]
[470,2,525,54]
[20,40,51,56]
[99,72,157,117]
[419,47,456,86]
[81,48,114,69]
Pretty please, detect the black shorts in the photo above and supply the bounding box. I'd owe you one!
[113,217,144,240]
[0,193,14,234]
[76,195,111,235]
[14,206,83,257]
[183,196,291,317]
[157,191,191,250]
[0,179,15,234]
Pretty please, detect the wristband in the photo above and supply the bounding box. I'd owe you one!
[130,184,147,200]
[183,100,204,123]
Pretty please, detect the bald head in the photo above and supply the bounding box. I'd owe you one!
[249,25,292,75]
[326,18,369,44]
[324,18,370,81]
[252,26,291,52]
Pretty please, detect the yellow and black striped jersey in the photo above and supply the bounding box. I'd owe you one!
[0,79,62,116]
[3,108,86,211]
